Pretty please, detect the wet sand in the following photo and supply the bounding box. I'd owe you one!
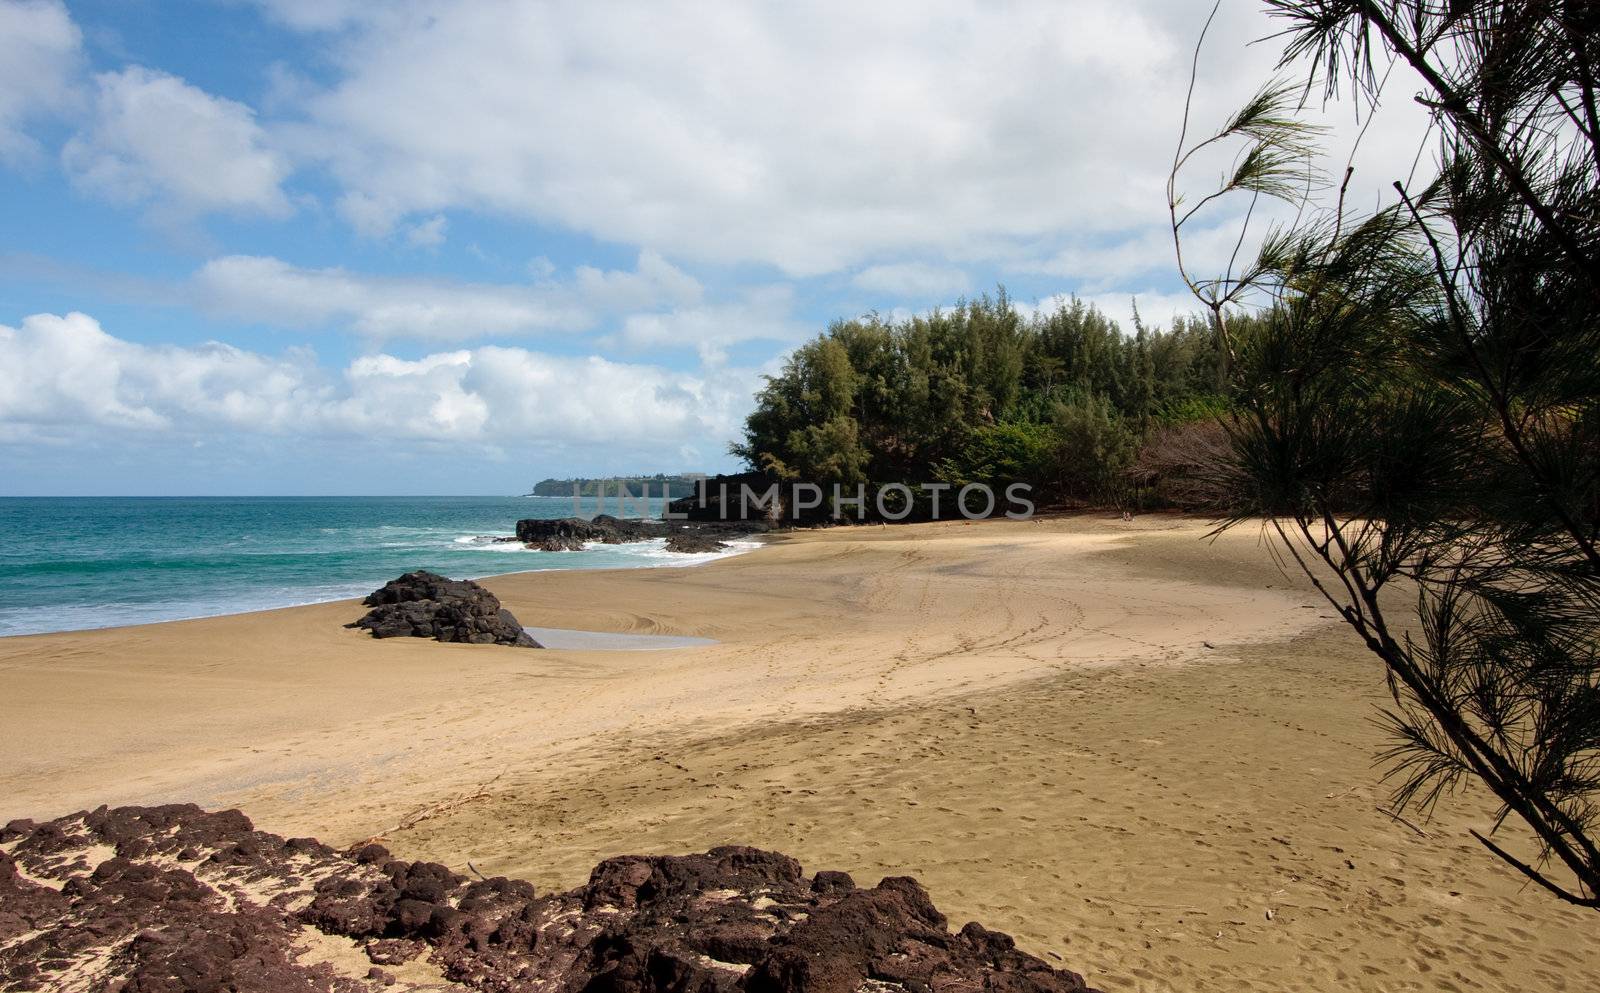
[2,515,1594,990]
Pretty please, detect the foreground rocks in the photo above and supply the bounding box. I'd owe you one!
[347,571,540,647]
[515,515,761,553]
[0,805,1099,993]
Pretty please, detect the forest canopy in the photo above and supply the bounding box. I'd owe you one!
[733,291,1241,510]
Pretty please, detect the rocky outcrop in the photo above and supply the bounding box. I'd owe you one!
[515,516,613,549]
[0,805,1099,993]
[668,471,787,523]
[664,532,729,554]
[346,570,539,647]
[515,515,762,552]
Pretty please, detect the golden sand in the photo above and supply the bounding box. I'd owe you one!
[2,515,1594,990]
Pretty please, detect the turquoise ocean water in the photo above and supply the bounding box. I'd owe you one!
[0,496,753,637]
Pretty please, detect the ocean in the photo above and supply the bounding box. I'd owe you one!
[0,496,756,637]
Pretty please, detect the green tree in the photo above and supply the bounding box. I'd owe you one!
[1173,0,1600,906]
[1052,394,1138,502]
[735,337,864,481]
[736,289,1225,508]
[936,421,1060,491]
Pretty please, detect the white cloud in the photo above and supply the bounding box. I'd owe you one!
[852,262,969,298]
[1088,289,1206,333]
[0,0,81,165]
[1018,219,1275,296]
[62,66,292,219]
[258,1,1221,275]
[1017,289,1202,334]
[249,0,383,32]
[405,213,448,248]
[7,0,1439,301]
[0,312,758,448]
[0,311,323,438]
[192,250,705,341]
[251,0,1435,282]
[574,250,703,312]
[614,285,809,364]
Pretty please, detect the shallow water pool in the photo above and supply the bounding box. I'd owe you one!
[523,626,717,651]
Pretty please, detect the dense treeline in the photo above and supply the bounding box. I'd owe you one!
[733,290,1239,509]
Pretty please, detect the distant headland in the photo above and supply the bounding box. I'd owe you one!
[528,474,703,498]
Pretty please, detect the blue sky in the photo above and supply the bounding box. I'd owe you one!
[0,1,1423,494]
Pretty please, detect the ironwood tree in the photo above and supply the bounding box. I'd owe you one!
[1172,0,1599,906]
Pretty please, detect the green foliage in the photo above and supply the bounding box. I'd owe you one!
[1153,393,1231,425]
[530,475,702,497]
[736,291,1227,506]
[1051,394,1139,501]
[1180,0,1600,908]
[783,415,869,485]
[935,421,1059,490]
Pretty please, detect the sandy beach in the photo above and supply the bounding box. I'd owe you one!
[2,515,1594,991]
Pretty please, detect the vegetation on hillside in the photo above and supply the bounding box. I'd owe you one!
[733,291,1241,509]
[531,475,702,498]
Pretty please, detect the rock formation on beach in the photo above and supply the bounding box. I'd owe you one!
[515,516,613,551]
[346,571,540,647]
[0,804,1098,993]
[514,514,760,552]
[664,532,729,554]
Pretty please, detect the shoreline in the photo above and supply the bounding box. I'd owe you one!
[3,515,1594,991]
[0,531,770,640]
[1,514,1303,823]
[0,510,1203,641]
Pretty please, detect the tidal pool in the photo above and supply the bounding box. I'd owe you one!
[523,626,717,651]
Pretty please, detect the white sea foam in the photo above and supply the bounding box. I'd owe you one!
[628,538,765,567]
[450,534,763,565]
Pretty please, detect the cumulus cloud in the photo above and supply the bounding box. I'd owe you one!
[192,250,706,341]
[251,0,1431,281]
[62,66,292,219]
[0,0,82,165]
[852,262,969,299]
[404,213,448,248]
[248,0,384,32]
[613,285,809,364]
[10,0,1438,293]
[193,255,585,339]
[1015,289,1203,334]
[0,312,323,439]
[0,312,757,448]
[574,250,703,313]
[254,1,1212,274]
[1015,220,1283,300]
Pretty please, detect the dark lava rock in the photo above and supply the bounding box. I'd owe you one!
[0,805,1099,993]
[346,570,539,647]
[528,534,588,551]
[667,471,786,523]
[515,515,760,553]
[664,533,729,554]
[515,516,616,548]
